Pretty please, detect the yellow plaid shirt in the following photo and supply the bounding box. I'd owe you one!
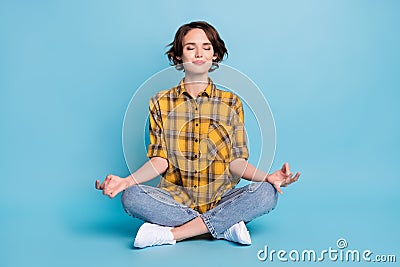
[147,79,249,213]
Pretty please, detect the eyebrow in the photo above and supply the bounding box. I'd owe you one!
[183,42,212,46]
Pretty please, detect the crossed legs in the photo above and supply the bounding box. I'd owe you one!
[121,182,278,247]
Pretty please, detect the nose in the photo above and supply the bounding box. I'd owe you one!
[195,48,202,58]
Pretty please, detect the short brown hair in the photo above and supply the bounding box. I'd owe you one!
[166,21,228,70]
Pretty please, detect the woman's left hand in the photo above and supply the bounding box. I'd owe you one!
[267,162,300,194]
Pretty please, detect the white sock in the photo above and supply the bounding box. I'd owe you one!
[134,222,176,248]
[223,221,252,245]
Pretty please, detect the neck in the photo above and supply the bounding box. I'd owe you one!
[184,74,209,98]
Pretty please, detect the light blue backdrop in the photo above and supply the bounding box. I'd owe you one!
[1,1,399,266]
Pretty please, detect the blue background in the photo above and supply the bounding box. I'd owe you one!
[1,0,399,266]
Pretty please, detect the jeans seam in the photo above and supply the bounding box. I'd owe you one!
[202,192,247,238]
[202,184,272,237]
[200,213,218,238]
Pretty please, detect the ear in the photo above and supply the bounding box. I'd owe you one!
[175,56,181,60]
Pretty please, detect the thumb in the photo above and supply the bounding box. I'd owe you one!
[274,183,283,194]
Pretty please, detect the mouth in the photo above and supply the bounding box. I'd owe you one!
[192,60,206,65]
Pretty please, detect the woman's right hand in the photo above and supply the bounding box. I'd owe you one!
[95,174,132,198]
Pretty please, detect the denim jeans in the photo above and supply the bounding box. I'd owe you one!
[121,182,278,239]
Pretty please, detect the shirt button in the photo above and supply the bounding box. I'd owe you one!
[194,155,198,159]
[195,123,199,126]
[194,185,197,189]
[194,170,197,173]
[194,138,198,142]
[195,107,198,111]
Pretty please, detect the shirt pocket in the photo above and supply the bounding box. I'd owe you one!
[206,120,232,162]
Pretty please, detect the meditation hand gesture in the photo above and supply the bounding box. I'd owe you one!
[95,175,130,198]
[267,162,300,194]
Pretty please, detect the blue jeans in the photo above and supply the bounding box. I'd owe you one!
[121,182,278,239]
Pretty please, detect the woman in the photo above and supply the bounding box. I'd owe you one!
[95,21,300,248]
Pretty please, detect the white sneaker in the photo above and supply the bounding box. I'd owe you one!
[134,222,176,248]
[223,221,252,245]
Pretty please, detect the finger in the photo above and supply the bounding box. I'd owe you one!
[104,175,113,187]
[282,176,294,187]
[293,172,301,181]
[281,178,291,187]
[281,163,287,174]
[285,173,300,186]
[96,180,105,190]
[99,179,107,189]
[274,184,283,194]
[284,162,291,176]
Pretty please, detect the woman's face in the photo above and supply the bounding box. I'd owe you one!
[177,28,217,75]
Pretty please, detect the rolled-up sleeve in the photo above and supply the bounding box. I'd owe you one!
[147,97,168,159]
[230,96,249,161]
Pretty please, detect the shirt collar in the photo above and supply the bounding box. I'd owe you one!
[176,78,214,98]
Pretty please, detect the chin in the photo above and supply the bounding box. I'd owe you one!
[183,62,213,75]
